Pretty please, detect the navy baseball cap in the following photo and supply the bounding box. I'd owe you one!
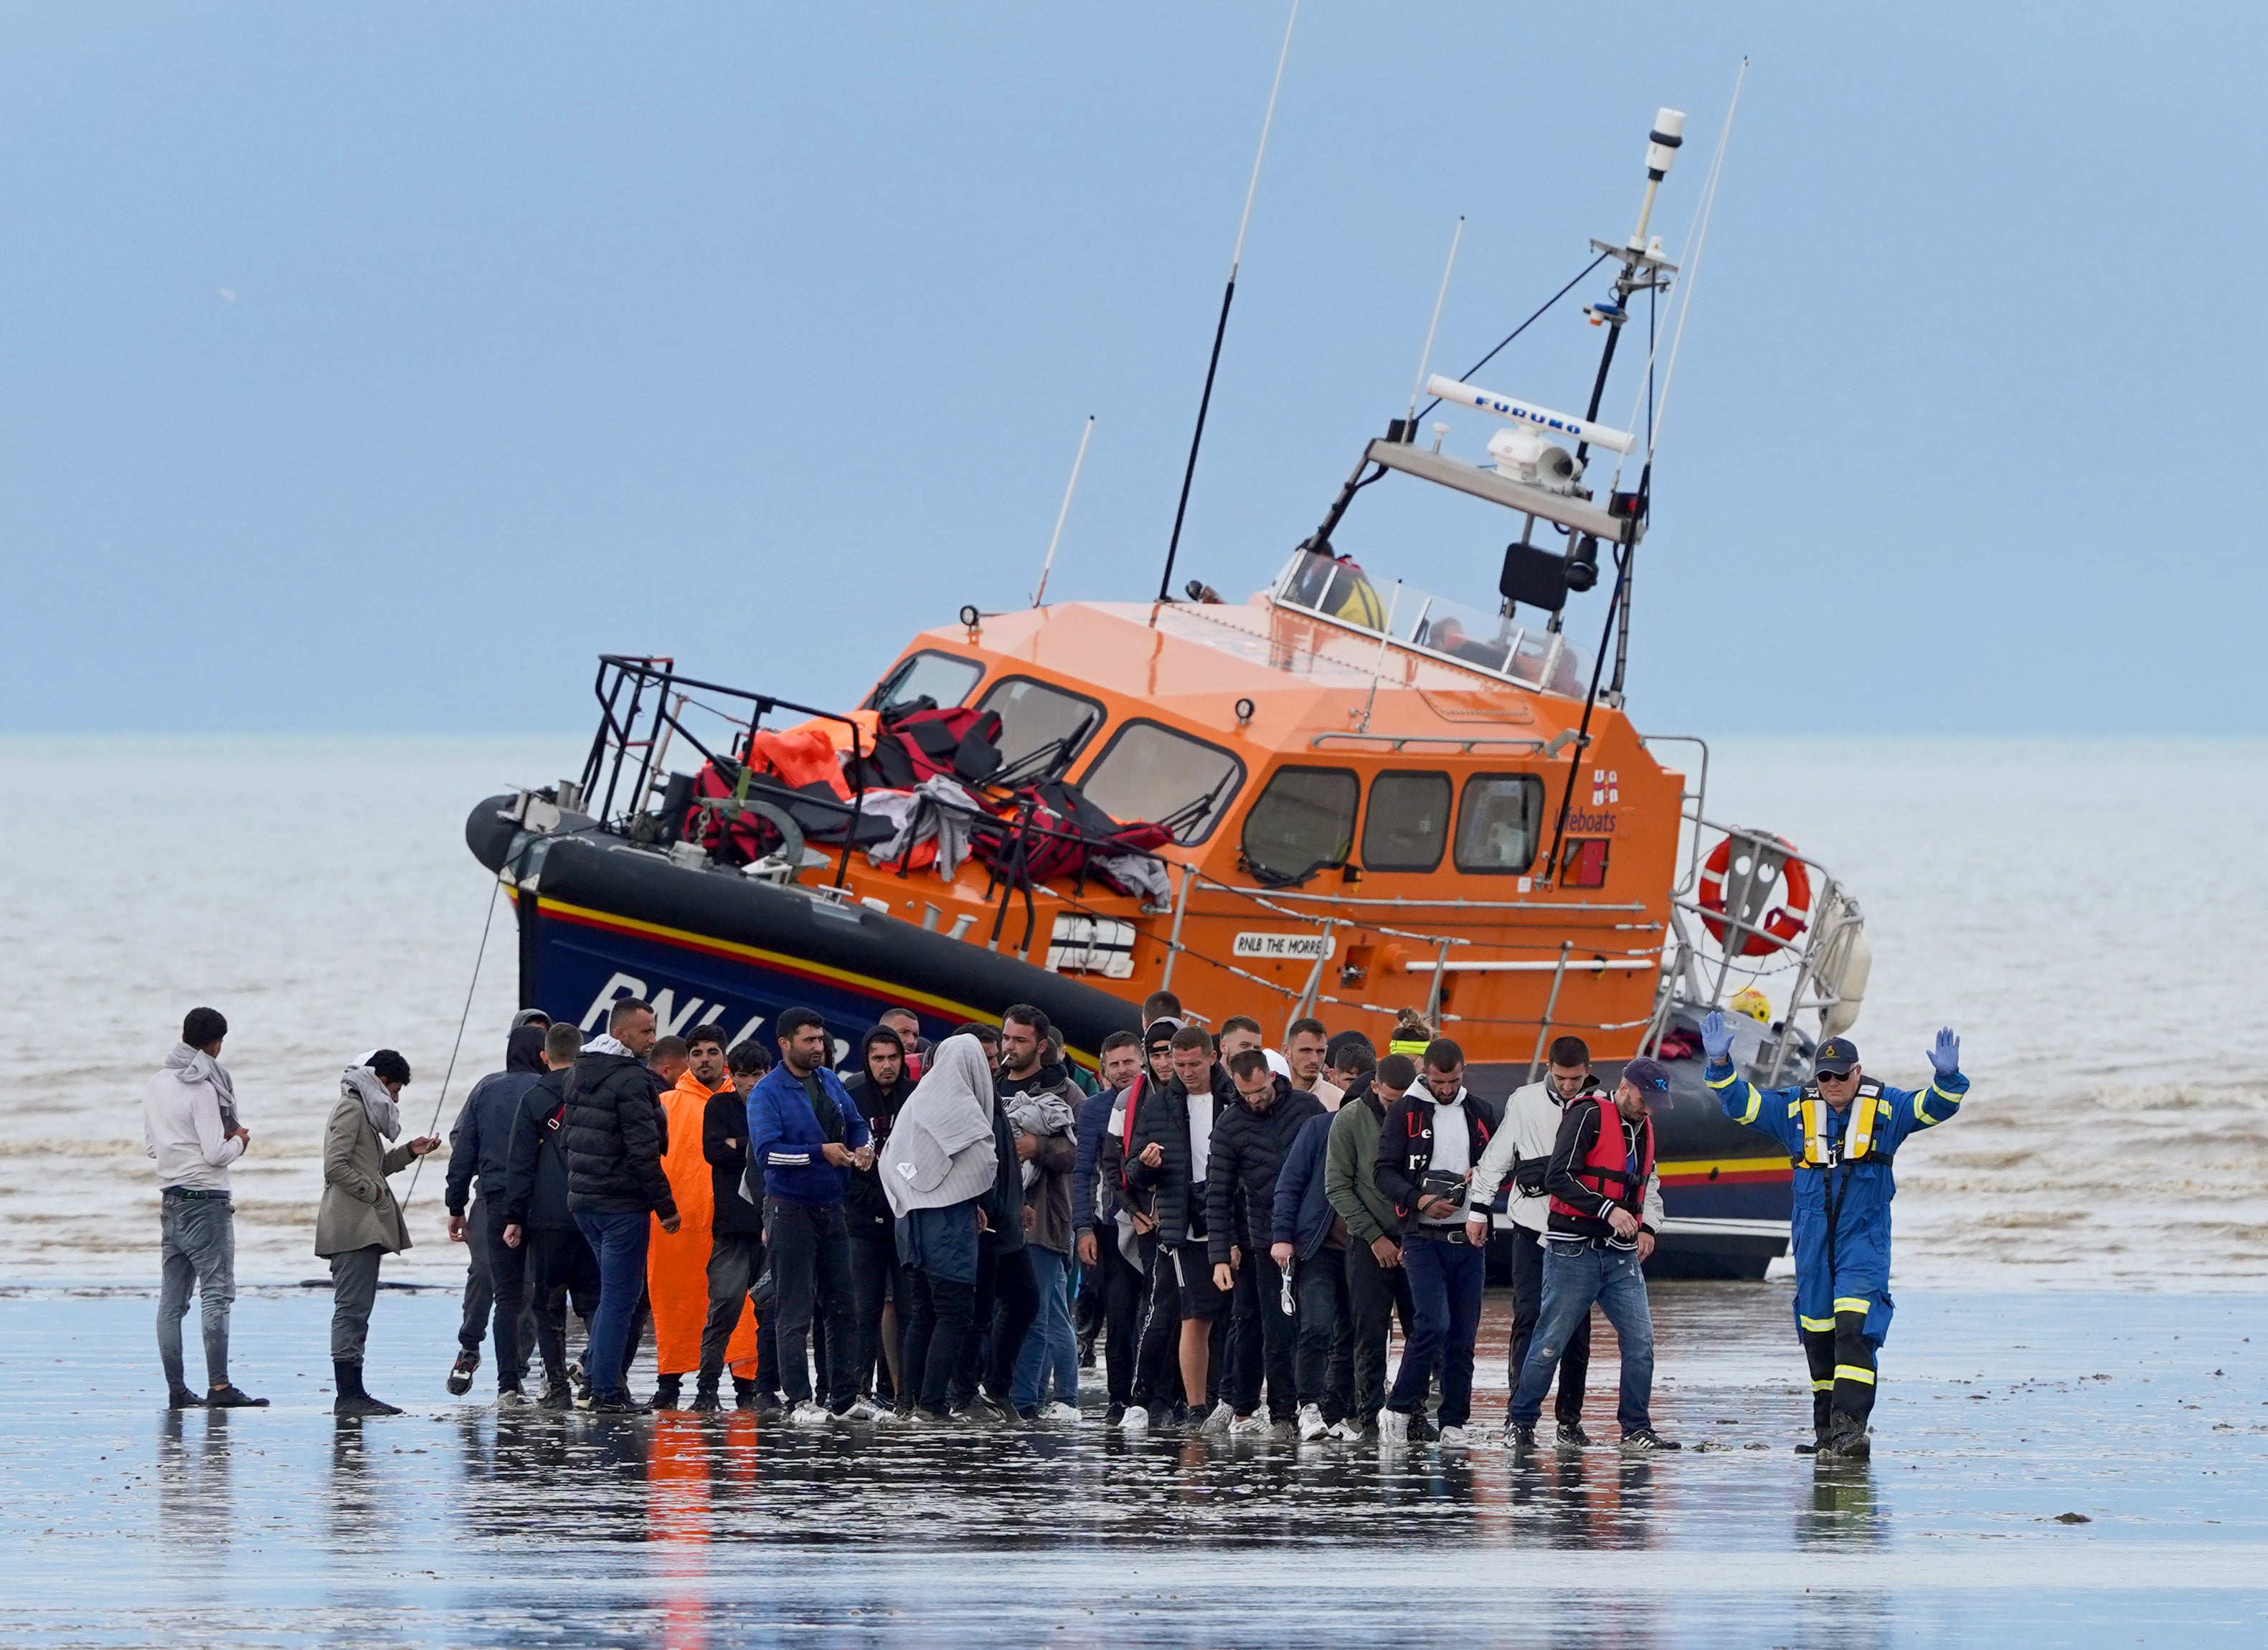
[1815,1038,1860,1076]
[1622,1056,1671,1096]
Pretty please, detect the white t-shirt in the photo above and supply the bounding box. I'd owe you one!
[1422,1091,1470,1224]
[1188,1091,1215,1185]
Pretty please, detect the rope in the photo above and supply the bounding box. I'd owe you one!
[402,876,503,1210]
[1417,252,1611,422]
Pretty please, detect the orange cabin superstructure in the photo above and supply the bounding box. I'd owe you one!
[796,579,1681,1067]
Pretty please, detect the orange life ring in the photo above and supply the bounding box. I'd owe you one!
[1699,833,1812,957]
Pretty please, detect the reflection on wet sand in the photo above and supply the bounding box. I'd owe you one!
[4,1289,2266,1646]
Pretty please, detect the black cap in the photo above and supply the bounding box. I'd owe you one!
[1815,1038,1859,1076]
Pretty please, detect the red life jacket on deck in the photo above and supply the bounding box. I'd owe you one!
[1546,1094,1655,1224]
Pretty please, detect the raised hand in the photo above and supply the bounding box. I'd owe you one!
[1701,1010,1734,1063]
[1929,1027,1960,1078]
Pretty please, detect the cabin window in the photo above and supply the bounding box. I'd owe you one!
[1454,772,1546,874]
[1361,770,1451,872]
[1078,720,1244,845]
[973,675,1106,780]
[866,650,982,715]
[1241,766,1359,884]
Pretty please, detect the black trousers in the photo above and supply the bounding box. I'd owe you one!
[849,1230,908,1402]
[1508,1224,1590,1426]
[1229,1251,1298,1418]
[523,1223,601,1388]
[900,1269,977,1414]
[1293,1246,1354,1422]
[483,1211,545,1389]
[1345,1235,1423,1423]
[1095,1228,1146,1407]
[699,1228,762,1381]
[765,1197,856,1409]
[953,1243,1040,1405]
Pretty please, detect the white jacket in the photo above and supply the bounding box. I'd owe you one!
[1468,1079,1663,1235]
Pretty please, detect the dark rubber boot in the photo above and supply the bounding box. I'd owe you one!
[644,1374,682,1412]
[733,1377,759,1411]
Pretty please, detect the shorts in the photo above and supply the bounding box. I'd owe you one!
[1171,1241,1228,1321]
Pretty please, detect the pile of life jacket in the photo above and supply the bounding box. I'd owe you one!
[682,701,1172,891]
[973,777,1173,897]
[681,726,854,864]
[847,698,1006,791]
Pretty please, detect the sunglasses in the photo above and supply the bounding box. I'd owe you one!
[1815,1067,1856,1081]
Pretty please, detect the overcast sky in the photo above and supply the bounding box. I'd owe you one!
[4,1,2259,734]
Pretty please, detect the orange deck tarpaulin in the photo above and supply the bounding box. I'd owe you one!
[650,1073,758,1380]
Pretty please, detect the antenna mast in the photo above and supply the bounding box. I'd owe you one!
[1156,0,1300,604]
[1031,416,1095,607]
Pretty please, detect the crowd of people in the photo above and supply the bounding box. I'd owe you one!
[139,988,1967,1457]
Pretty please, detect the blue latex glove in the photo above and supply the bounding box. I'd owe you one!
[1701,1010,1733,1064]
[1929,1028,1960,1078]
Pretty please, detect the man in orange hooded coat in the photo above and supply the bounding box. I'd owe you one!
[646,1028,757,1407]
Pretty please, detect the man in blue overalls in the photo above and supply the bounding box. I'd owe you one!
[1703,1011,1969,1458]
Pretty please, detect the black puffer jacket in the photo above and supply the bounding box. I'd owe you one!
[1204,1076,1325,1265]
[562,1050,676,1218]
[1123,1062,1237,1248]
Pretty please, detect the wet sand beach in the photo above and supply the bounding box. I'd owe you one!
[4,1284,2262,1646]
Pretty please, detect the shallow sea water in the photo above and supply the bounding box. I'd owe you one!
[3,1286,2263,1646]
[4,733,2267,1287]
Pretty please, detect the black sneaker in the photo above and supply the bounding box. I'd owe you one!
[750,1388,784,1416]
[1620,1428,1681,1452]
[538,1382,574,1412]
[1555,1421,1592,1449]
[581,1393,638,1414]
[1103,1403,1125,1427]
[1407,1415,1440,1442]
[334,1393,401,1418]
[446,1347,481,1396]
[1502,1422,1538,1450]
[689,1386,722,1413]
[167,1387,206,1410]
[206,1385,269,1408]
[644,1378,682,1412]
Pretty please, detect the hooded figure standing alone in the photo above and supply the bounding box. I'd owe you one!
[316,1050,440,1418]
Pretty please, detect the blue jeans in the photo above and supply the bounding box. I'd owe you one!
[1011,1245,1079,1409]
[1386,1233,1485,1428]
[573,1209,651,1401]
[1509,1239,1655,1434]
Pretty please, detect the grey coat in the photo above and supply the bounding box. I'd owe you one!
[316,1096,417,1257]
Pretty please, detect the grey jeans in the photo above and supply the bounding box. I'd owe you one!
[158,1192,236,1390]
[457,1192,495,1352]
[330,1245,386,1364]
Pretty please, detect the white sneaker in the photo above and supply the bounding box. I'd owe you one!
[1297,1403,1328,1442]
[1229,1410,1268,1436]
[1378,1408,1410,1444]
[1252,1403,1272,1426]
[1328,1418,1364,1442]
[1120,1404,1150,1432]
[1199,1400,1235,1437]
[1038,1400,1082,1424]
[788,1400,832,1428]
[836,1398,886,1423]
[1437,1425,1473,1446]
